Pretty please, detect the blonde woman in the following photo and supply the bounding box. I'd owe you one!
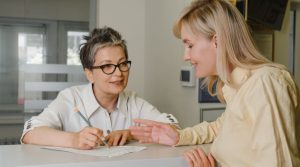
[130,0,300,166]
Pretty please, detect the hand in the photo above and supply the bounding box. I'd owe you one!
[184,148,216,167]
[72,127,104,150]
[105,130,132,146]
[129,119,179,146]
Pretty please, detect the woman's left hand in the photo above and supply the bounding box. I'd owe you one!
[105,130,133,146]
[184,148,216,167]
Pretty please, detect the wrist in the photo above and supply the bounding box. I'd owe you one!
[69,132,79,148]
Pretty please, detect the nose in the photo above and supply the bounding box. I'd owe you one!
[183,49,191,61]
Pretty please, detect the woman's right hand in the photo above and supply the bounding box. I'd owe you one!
[72,127,104,150]
[129,119,180,146]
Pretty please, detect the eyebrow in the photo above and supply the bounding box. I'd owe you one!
[99,58,127,65]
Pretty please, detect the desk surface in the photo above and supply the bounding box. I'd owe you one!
[0,143,211,167]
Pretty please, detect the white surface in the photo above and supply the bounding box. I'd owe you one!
[0,142,212,167]
[42,145,146,157]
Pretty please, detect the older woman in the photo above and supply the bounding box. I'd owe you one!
[21,27,178,150]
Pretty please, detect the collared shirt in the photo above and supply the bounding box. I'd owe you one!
[21,84,178,141]
[177,66,300,167]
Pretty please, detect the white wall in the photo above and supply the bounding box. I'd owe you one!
[96,0,146,98]
[0,0,89,21]
[144,0,200,127]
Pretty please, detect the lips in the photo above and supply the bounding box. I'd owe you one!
[109,80,123,85]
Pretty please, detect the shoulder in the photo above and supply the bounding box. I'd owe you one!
[251,66,294,87]
[249,66,298,104]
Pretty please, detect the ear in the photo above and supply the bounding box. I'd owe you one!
[84,68,94,83]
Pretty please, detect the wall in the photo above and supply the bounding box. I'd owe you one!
[144,0,200,127]
[273,2,291,67]
[0,0,89,21]
[96,0,146,98]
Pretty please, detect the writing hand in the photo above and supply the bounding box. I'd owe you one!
[73,127,103,150]
[129,119,179,146]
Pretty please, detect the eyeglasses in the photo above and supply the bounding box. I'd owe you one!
[91,60,131,75]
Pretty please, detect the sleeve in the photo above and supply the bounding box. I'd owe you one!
[132,95,179,125]
[245,71,299,166]
[175,112,225,146]
[20,88,74,142]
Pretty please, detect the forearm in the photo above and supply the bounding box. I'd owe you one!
[176,121,218,146]
[22,126,76,148]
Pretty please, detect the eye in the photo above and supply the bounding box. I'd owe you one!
[185,43,193,49]
[100,64,114,70]
[119,61,128,67]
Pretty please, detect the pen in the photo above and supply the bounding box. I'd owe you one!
[74,107,108,146]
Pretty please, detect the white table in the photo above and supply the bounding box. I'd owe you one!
[0,143,212,167]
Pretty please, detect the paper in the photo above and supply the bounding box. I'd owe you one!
[42,145,146,157]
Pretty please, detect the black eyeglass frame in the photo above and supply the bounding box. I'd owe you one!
[90,60,132,75]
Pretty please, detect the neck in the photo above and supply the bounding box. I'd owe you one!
[97,95,118,112]
[92,86,118,112]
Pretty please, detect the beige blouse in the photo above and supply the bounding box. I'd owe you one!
[177,66,300,167]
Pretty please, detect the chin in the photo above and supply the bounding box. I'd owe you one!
[110,87,125,94]
[196,70,212,78]
[196,73,205,78]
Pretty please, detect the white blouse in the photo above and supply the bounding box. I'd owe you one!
[21,84,178,140]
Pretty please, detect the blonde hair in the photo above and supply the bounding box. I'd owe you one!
[173,0,284,102]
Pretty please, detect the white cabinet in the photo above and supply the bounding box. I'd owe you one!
[199,103,226,122]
